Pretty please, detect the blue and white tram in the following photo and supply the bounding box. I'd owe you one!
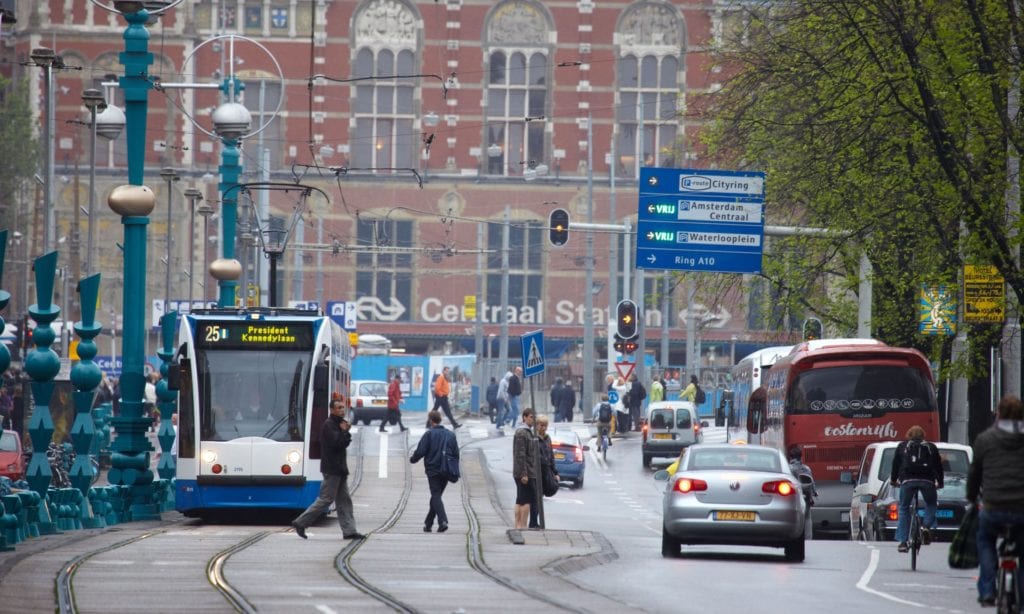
[172,307,351,517]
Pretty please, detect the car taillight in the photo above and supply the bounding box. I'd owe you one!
[887,503,898,521]
[1000,559,1018,571]
[674,477,708,494]
[211,464,223,474]
[693,422,701,434]
[762,480,796,496]
[574,446,583,462]
[281,464,292,475]
[357,398,364,407]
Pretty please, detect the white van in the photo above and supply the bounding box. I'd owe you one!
[849,440,973,539]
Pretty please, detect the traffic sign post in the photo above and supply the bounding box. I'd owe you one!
[636,167,766,274]
[520,330,545,378]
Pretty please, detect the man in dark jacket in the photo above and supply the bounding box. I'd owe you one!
[556,380,576,423]
[550,378,564,421]
[889,425,944,552]
[627,374,646,432]
[292,399,364,540]
[967,394,1024,606]
[410,410,459,533]
[485,377,499,424]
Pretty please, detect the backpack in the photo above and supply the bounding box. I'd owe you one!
[904,440,932,472]
[695,384,706,404]
[597,403,613,422]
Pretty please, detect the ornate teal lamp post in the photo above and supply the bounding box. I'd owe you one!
[155,310,177,485]
[89,0,184,520]
[211,103,249,307]
[70,274,104,528]
[24,251,61,534]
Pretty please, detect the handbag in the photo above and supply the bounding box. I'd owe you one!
[442,432,460,484]
[948,504,979,569]
[542,467,559,497]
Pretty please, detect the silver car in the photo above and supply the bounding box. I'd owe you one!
[656,444,807,561]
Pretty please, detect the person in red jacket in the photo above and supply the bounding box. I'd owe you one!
[382,374,408,432]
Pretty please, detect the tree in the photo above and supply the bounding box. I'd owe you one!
[0,76,41,228]
[706,0,1022,368]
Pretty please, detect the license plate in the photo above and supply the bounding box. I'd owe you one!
[653,433,673,440]
[936,509,954,519]
[372,399,386,405]
[554,453,566,460]
[714,510,756,522]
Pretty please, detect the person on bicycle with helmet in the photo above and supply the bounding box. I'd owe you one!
[890,425,944,553]
[967,394,1024,606]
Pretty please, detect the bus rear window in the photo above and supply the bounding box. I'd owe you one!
[788,365,934,414]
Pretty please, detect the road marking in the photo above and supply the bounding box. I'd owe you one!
[378,432,389,478]
[315,606,338,614]
[855,546,923,607]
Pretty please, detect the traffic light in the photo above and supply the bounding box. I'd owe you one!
[613,337,625,353]
[616,299,638,339]
[623,339,639,354]
[548,208,569,246]
[803,317,823,341]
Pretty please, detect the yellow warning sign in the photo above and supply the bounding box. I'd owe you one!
[964,265,1004,324]
[464,295,477,319]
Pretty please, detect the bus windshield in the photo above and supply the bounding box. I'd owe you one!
[787,365,934,415]
[197,348,312,442]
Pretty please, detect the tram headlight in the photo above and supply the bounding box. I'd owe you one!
[286,450,301,464]
[201,449,218,464]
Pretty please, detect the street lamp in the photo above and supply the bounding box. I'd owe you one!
[82,88,125,276]
[159,168,179,306]
[30,47,58,255]
[210,102,250,307]
[183,187,203,308]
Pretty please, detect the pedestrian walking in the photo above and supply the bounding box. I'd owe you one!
[507,367,523,428]
[486,376,499,423]
[383,374,408,432]
[496,371,511,428]
[550,377,564,421]
[650,376,664,404]
[628,374,646,432]
[512,407,538,530]
[431,366,461,429]
[410,410,459,533]
[613,377,630,434]
[292,398,365,540]
[555,380,576,423]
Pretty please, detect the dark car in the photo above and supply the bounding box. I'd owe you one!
[861,474,969,542]
[550,429,588,489]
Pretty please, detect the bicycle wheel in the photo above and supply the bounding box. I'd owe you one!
[909,498,920,571]
[997,563,1018,614]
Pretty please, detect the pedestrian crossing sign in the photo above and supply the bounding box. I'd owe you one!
[520,330,545,378]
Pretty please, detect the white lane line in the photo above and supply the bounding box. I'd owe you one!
[855,546,924,607]
[315,606,338,614]
[378,431,389,478]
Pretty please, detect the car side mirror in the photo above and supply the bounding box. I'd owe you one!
[701,420,709,428]
[582,445,590,452]
[653,469,670,481]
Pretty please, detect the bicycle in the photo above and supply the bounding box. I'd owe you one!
[996,525,1020,614]
[907,491,923,571]
[596,425,610,462]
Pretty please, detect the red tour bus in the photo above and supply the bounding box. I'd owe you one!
[754,339,940,538]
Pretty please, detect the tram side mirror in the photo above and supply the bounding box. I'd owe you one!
[167,358,187,391]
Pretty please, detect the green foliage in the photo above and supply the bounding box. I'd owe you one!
[706,0,1024,376]
[0,77,40,226]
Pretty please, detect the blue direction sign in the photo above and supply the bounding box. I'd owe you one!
[520,330,545,378]
[637,167,765,274]
[327,300,358,331]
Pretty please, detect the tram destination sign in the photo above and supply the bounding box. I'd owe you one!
[195,320,316,350]
[637,167,765,274]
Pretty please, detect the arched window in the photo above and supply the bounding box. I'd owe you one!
[350,0,420,171]
[616,2,684,178]
[483,1,551,177]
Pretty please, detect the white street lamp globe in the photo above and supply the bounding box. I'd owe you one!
[95,104,126,140]
[212,102,252,140]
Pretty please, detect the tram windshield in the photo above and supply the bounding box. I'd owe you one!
[196,348,312,442]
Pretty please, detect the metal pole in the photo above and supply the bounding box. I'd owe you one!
[474,222,484,415]
[162,169,177,305]
[189,200,195,308]
[86,104,98,276]
[686,277,697,384]
[499,207,510,378]
[583,114,596,420]
[661,271,670,370]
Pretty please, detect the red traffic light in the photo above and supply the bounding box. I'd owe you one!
[623,340,639,354]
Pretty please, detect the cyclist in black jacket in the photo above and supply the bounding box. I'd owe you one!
[890,425,943,553]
